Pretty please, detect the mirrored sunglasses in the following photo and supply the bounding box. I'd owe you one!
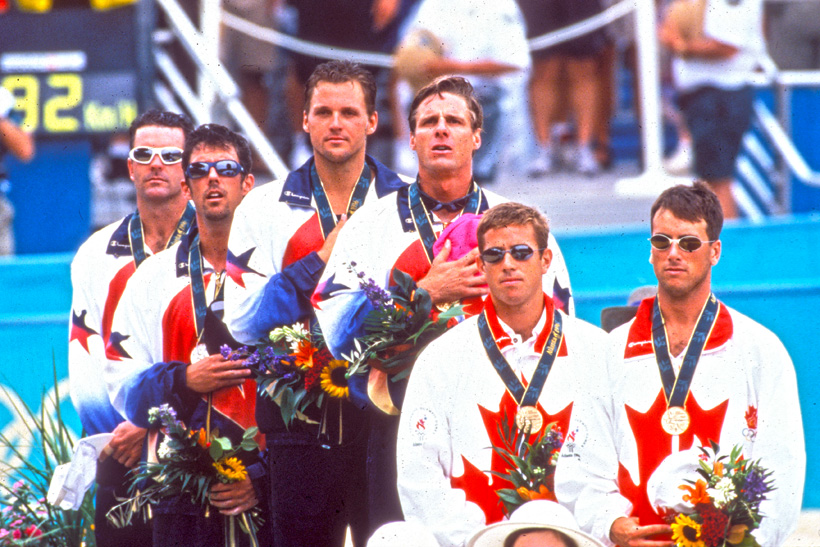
[649,234,714,253]
[185,160,245,179]
[480,244,544,264]
[129,146,183,165]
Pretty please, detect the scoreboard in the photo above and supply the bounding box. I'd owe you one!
[0,4,150,254]
[0,5,146,135]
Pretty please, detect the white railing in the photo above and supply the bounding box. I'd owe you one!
[150,0,289,179]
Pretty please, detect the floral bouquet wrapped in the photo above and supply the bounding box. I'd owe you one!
[107,404,261,545]
[490,413,565,516]
[653,442,774,547]
[343,263,463,381]
[228,326,351,442]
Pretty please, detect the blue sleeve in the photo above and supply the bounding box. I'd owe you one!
[124,361,201,427]
[250,251,326,335]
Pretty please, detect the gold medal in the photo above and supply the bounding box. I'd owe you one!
[661,406,690,435]
[190,343,209,364]
[515,406,543,434]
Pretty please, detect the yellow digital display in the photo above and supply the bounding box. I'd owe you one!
[2,71,137,135]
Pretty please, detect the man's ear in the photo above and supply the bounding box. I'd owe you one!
[541,248,553,275]
[181,179,192,201]
[367,111,378,136]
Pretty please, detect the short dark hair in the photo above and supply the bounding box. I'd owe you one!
[477,202,550,252]
[650,181,724,241]
[128,110,194,148]
[503,528,578,547]
[304,60,377,114]
[182,123,252,180]
[408,75,483,133]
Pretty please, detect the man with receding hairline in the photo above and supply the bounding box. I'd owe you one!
[314,76,575,533]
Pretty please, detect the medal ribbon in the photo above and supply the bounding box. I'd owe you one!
[309,160,372,238]
[651,294,720,408]
[188,232,209,342]
[477,307,563,408]
[128,201,195,268]
[408,180,482,263]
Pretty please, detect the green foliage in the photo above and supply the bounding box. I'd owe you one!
[345,268,463,381]
[0,362,95,546]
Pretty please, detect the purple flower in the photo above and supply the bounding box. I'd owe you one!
[743,467,770,503]
[220,345,232,359]
[360,277,391,309]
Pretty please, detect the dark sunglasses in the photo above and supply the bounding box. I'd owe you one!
[480,244,544,264]
[649,234,715,253]
[185,160,245,179]
[129,146,183,165]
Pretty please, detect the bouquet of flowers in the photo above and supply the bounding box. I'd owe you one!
[107,404,261,545]
[229,325,352,435]
[342,263,463,381]
[668,442,774,547]
[490,412,565,516]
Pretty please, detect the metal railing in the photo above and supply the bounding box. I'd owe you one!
[148,0,289,179]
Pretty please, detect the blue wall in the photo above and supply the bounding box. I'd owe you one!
[1,215,818,506]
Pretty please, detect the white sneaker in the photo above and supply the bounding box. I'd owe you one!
[528,146,554,176]
[576,145,600,176]
[664,139,693,175]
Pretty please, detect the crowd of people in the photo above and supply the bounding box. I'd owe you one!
[67,57,805,547]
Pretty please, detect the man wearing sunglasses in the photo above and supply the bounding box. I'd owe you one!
[69,110,195,547]
[393,203,605,546]
[105,124,271,546]
[222,60,407,546]
[313,75,574,533]
[556,182,805,547]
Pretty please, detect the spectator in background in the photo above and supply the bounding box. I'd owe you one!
[279,0,420,169]
[220,0,277,136]
[520,0,608,177]
[766,1,820,70]
[400,0,530,184]
[0,86,35,255]
[659,0,767,218]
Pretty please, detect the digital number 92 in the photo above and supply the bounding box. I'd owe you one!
[2,73,82,133]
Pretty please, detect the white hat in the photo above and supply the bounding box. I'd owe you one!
[367,520,440,547]
[646,447,703,514]
[467,501,605,547]
[47,433,113,510]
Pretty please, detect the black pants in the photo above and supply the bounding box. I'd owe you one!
[267,431,370,547]
[94,457,152,547]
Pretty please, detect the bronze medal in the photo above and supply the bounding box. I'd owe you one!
[661,406,690,435]
[515,406,543,434]
[190,343,209,364]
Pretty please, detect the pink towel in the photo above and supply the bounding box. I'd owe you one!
[432,213,482,261]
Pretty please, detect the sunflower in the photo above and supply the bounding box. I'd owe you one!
[671,514,705,547]
[213,457,247,482]
[320,360,350,399]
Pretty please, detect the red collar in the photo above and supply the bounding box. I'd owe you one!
[623,297,733,359]
[483,294,568,356]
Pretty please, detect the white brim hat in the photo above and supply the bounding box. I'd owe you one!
[467,501,606,547]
